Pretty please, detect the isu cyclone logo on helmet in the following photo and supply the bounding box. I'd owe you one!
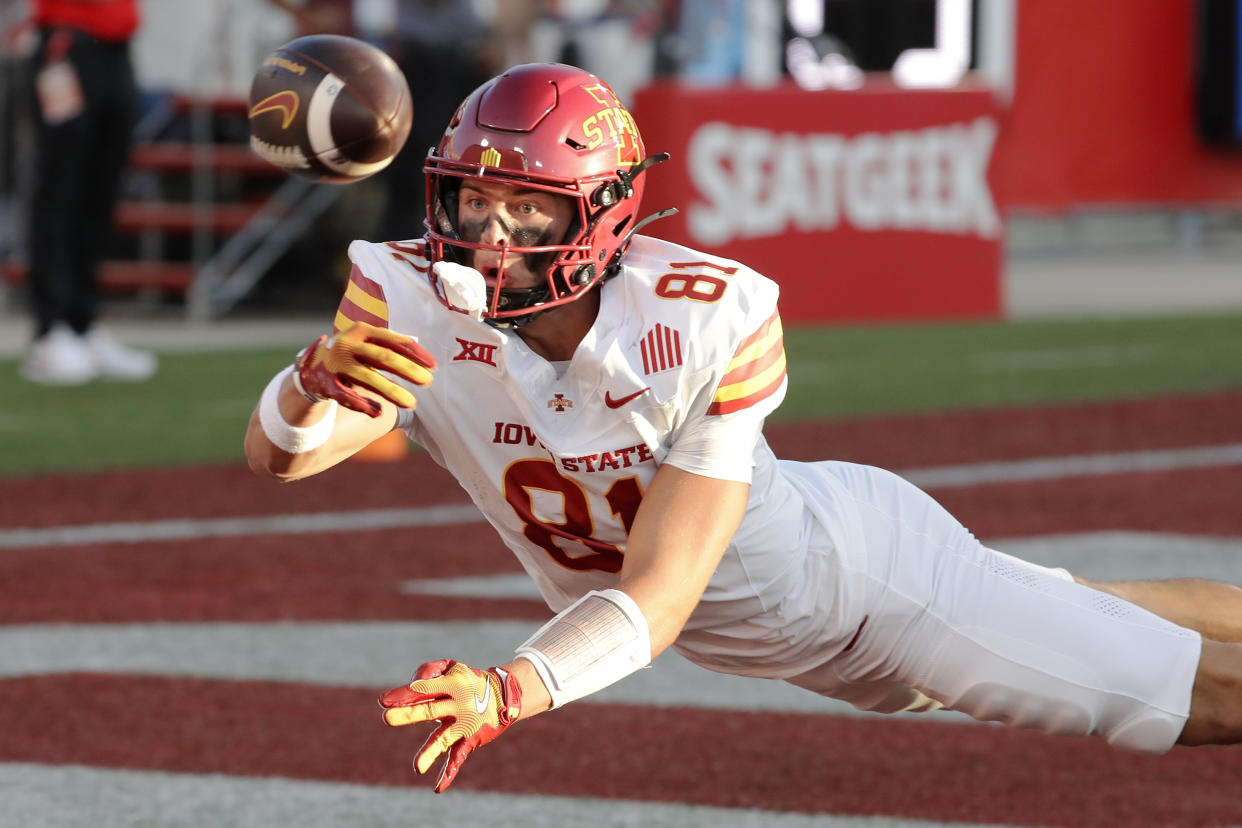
[423,63,673,328]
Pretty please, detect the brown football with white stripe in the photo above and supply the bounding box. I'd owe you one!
[248,34,413,183]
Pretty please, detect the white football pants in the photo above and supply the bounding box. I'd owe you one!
[781,462,1201,754]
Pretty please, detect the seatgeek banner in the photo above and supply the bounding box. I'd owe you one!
[631,81,1005,324]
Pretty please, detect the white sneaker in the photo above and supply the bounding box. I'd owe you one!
[21,324,100,386]
[83,326,158,381]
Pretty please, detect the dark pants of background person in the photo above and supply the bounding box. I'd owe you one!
[26,28,136,338]
[380,42,487,242]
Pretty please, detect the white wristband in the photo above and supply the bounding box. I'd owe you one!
[259,365,339,454]
[515,588,651,709]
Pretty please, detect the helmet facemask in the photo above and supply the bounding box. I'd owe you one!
[426,167,601,328]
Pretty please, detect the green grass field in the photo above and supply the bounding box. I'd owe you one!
[3,312,1242,478]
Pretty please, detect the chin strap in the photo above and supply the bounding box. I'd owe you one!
[483,286,551,330]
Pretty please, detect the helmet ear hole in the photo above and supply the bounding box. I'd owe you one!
[592,183,618,207]
[592,178,637,208]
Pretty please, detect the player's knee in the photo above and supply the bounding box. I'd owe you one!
[951,680,1185,754]
[1106,710,1184,753]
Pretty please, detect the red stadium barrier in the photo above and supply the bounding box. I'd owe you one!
[632,79,1005,324]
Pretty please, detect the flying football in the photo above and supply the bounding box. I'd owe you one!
[248,34,413,183]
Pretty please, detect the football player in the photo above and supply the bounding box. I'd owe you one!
[245,63,1242,794]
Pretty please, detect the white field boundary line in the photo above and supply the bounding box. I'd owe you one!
[901,441,1242,488]
[0,763,994,828]
[3,442,1242,550]
[0,504,483,550]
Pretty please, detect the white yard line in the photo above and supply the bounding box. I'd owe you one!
[900,441,1242,489]
[0,764,1005,828]
[0,618,976,727]
[1,532,1238,710]
[0,619,858,715]
[0,504,483,549]
[3,443,1241,549]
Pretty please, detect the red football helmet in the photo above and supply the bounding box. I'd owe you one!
[423,63,671,327]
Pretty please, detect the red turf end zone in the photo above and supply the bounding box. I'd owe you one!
[0,673,1239,827]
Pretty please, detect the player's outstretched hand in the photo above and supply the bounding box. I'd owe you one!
[295,322,436,417]
[379,659,522,793]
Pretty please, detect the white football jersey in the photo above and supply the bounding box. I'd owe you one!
[339,235,861,677]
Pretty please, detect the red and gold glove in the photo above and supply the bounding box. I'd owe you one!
[379,659,523,793]
[295,322,437,418]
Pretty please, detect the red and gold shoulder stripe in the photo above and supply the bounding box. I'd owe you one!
[386,240,429,271]
[334,265,389,333]
[708,309,786,415]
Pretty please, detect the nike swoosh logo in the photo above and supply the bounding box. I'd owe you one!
[604,387,651,408]
[248,90,300,129]
[473,679,491,714]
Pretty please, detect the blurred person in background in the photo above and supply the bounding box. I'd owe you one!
[528,0,662,104]
[262,0,556,244]
[266,0,356,37]
[371,0,497,243]
[1,7,27,259]
[20,0,156,385]
[672,0,782,87]
[263,0,379,292]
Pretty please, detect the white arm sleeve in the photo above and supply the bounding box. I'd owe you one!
[514,589,651,709]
